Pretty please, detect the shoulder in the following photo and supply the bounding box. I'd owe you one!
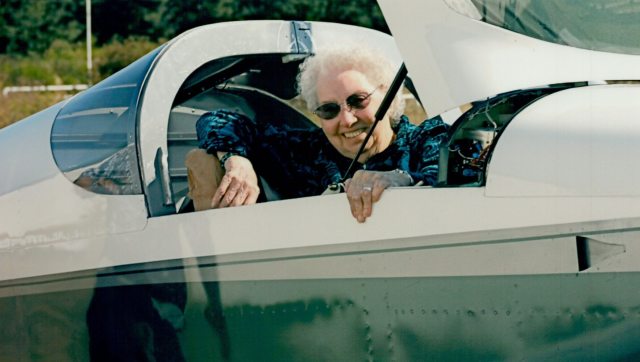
[411,115,450,145]
[417,115,449,132]
[196,109,251,130]
[395,115,449,140]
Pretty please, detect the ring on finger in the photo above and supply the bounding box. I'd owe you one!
[362,186,372,192]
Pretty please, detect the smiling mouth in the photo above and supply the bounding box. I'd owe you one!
[343,128,367,139]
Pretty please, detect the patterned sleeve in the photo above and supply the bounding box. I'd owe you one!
[195,109,257,157]
[410,116,449,186]
[195,109,327,198]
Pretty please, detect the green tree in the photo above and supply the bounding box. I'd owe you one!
[92,0,163,45]
[160,0,388,39]
[159,0,215,38]
[43,39,88,84]
[0,0,388,56]
[0,0,84,55]
[92,36,160,82]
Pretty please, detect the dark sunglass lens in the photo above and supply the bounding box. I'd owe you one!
[315,103,340,119]
[346,94,370,110]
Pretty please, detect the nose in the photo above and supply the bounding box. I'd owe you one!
[337,107,358,127]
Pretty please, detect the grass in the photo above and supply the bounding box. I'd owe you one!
[0,90,70,129]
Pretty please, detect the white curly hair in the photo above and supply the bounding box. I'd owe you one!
[297,44,406,125]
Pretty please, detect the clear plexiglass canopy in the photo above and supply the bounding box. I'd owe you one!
[448,0,640,55]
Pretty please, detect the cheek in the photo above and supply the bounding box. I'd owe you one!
[357,109,377,125]
[372,118,393,138]
[321,122,338,137]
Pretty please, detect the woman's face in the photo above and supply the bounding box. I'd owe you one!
[315,68,394,163]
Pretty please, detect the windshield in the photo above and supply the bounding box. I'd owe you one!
[51,46,164,195]
[445,0,640,55]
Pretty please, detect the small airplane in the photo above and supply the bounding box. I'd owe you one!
[2,1,640,360]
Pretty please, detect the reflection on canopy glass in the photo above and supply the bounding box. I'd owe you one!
[446,0,640,55]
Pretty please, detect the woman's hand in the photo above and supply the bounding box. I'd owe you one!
[344,169,413,223]
[212,153,260,208]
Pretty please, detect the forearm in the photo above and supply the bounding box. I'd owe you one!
[196,109,256,157]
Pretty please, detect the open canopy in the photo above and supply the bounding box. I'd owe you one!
[378,0,640,116]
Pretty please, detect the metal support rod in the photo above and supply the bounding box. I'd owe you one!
[86,0,93,85]
[341,63,408,182]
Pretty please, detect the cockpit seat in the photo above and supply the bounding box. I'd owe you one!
[185,149,222,211]
[185,148,281,211]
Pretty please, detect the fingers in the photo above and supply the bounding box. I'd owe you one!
[346,183,377,223]
[213,174,260,208]
[345,187,368,224]
[370,183,384,203]
[211,175,229,208]
[211,155,260,208]
[228,183,260,207]
[219,177,242,207]
[347,190,365,223]
[245,186,260,204]
[345,170,397,223]
[361,186,373,221]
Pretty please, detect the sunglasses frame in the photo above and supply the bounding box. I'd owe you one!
[313,87,379,120]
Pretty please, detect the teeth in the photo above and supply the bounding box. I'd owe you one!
[344,129,365,138]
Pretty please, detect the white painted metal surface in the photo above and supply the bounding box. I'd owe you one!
[378,0,640,117]
[0,104,63,196]
[0,103,147,276]
[487,85,640,197]
[3,183,640,282]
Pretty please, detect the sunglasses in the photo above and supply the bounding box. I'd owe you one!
[313,88,378,120]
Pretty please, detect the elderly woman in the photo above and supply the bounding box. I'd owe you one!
[194,45,448,222]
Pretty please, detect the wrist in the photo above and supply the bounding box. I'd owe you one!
[217,151,239,170]
[393,169,414,186]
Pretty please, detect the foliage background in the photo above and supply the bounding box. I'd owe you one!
[0,0,390,128]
